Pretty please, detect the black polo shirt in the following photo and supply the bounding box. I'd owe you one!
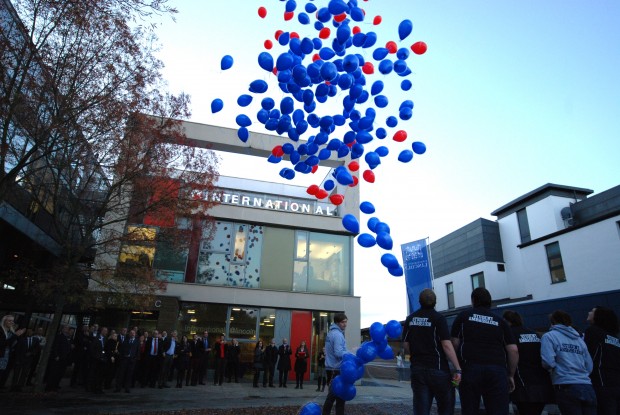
[585,325,620,387]
[450,307,515,366]
[402,308,451,371]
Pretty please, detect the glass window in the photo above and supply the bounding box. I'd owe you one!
[471,272,485,290]
[446,282,455,309]
[295,232,351,295]
[118,225,156,268]
[545,242,566,283]
[258,308,276,343]
[229,307,259,341]
[517,208,531,244]
[196,221,263,288]
[154,227,189,283]
[178,302,228,339]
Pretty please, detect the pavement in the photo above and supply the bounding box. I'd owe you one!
[3,363,417,415]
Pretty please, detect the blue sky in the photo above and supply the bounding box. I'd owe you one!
[155,1,620,327]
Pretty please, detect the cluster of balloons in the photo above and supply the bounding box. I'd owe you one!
[209,4,429,411]
[210,0,429,279]
[297,319,403,414]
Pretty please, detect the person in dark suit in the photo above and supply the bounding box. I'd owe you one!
[175,335,191,388]
[115,329,139,393]
[10,328,39,391]
[264,338,279,387]
[45,325,74,392]
[70,325,91,387]
[277,338,292,387]
[227,338,241,383]
[189,332,204,386]
[87,326,108,394]
[144,330,162,388]
[158,330,177,388]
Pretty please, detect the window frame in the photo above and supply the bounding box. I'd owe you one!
[545,241,566,284]
[446,282,455,309]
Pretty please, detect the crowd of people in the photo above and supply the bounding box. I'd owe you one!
[402,287,620,415]
[0,320,318,396]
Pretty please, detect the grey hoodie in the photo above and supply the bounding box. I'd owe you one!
[541,324,593,385]
[325,323,346,370]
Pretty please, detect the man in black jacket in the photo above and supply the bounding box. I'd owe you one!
[115,329,140,393]
[46,325,74,392]
[264,338,279,387]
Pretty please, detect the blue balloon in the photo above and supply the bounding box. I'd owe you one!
[328,0,348,15]
[359,201,375,214]
[280,97,294,115]
[261,97,275,110]
[375,146,389,157]
[257,52,273,72]
[279,168,296,180]
[412,141,427,154]
[335,169,354,186]
[319,47,336,60]
[385,320,403,339]
[235,114,251,127]
[399,107,413,120]
[374,95,388,108]
[371,80,384,96]
[320,62,338,82]
[386,116,398,127]
[362,32,377,48]
[298,12,310,24]
[342,54,359,73]
[388,266,404,277]
[237,127,248,142]
[357,233,376,248]
[375,222,390,234]
[342,214,360,233]
[324,179,335,191]
[276,52,294,71]
[398,149,414,163]
[397,47,411,60]
[220,55,233,70]
[381,253,400,269]
[376,231,393,250]
[356,341,378,363]
[398,19,413,41]
[367,217,380,232]
[372,47,389,61]
[249,79,268,93]
[340,383,357,401]
[365,152,380,167]
[305,3,317,13]
[337,24,351,45]
[378,59,393,75]
[267,154,281,164]
[394,60,408,74]
[299,402,322,415]
[340,361,359,384]
[237,94,253,107]
[370,322,386,342]
[401,79,412,91]
[210,98,223,113]
[376,128,387,139]
[378,345,394,360]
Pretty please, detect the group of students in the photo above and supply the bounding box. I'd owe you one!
[250,338,328,391]
[402,287,620,415]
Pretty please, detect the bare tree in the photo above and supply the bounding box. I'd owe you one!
[0,0,219,391]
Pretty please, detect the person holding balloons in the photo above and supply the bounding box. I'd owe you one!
[322,313,348,415]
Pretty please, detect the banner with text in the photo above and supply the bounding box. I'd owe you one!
[401,239,433,314]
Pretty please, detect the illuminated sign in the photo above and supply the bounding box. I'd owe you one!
[208,190,337,217]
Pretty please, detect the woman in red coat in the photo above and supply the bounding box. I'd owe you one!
[294,340,309,389]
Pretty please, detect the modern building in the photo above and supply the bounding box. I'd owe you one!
[428,183,620,331]
[106,121,361,379]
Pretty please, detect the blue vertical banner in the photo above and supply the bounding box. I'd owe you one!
[401,239,433,314]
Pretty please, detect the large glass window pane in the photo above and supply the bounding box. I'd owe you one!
[471,272,485,290]
[178,303,228,340]
[196,252,229,285]
[296,231,308,259]
[229,307,259,341]
[154,227,189,283]
[307,232,350,295]
[258,308,276,342]
[517,208,531,244]
[447,282,455,309]
[293,260,309,292]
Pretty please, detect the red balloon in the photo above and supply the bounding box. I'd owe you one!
[307,184,319,195]
[411,41,428,55]
[275,30,283,40]
[319,27,331,39]
[258,6,267,18]
[362,170,375,183]
[348,161,360,172]
[334,13,347,23]
[290,32,299,39]
[311,165,318,173]
[385,41,397,54]
[316,189,329,200]
[272,145,284,157]
[393,130,407,142]
[352,26,361,35]
[329,194,344,205]
[312,53,321,62]
[362,62,374,74]
[373,15,382,25]
[284,11,294,21]
[348,176,359,187]
[264,39,273,50]
[272,67,278,75]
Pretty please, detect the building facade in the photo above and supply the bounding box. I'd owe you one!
[106,121,361,379]
[429,183,620,331]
